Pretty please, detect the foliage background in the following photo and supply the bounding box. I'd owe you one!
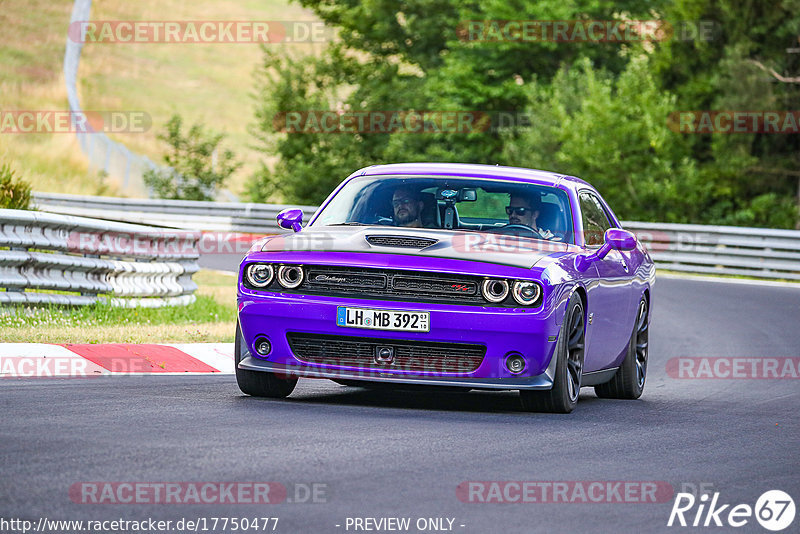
[248,0,800,228]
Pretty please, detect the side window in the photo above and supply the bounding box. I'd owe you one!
[579,192,612,246]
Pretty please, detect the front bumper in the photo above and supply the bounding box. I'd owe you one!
[238,291,561,390]
[238,356,558,390]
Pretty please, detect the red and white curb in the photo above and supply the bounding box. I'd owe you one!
[0,343,234,378]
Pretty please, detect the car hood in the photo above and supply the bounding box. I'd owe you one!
[259,226,577,269]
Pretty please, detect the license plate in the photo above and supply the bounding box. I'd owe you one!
[336,306,430,332]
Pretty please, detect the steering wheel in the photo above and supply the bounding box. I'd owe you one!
[493,224,544,239]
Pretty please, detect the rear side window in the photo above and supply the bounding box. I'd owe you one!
[579,191,612,246]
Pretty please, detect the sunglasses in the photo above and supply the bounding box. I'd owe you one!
[505,206,533,216]
[392,198,416,208]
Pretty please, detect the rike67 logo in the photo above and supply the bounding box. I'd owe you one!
[668,490,795,531]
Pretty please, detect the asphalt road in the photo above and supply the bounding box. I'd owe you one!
[1,277,799,534]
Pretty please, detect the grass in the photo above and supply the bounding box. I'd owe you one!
[0,0,321,198]
[0,269,239,343]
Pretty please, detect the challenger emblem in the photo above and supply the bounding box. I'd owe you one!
[451,284,470,292]
[314,275,346,283]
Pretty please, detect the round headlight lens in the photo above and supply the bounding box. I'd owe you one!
[277,265,304,289]
[482,279,509,303]
[512,281,541,305]
[246,263,273,287]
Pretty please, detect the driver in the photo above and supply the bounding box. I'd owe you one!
[506,193,555,239]
[392,187,425,228]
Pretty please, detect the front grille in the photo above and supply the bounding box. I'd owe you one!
[392,275,479,297]
[300,266,485,304]
[287,333,486,374]
[366,235,438,248]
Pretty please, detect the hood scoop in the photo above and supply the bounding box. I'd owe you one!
[366,235,439,249]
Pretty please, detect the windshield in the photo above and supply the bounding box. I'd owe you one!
[310,175,574,243]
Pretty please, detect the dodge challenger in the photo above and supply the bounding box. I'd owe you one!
[235,163,654,413]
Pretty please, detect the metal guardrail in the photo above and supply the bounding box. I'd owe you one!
[623,221,800,281]
[0,209,200,307]
[33,192,317,235]
[32,192,800,281]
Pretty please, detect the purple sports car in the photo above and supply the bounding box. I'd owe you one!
[235,163,654,413]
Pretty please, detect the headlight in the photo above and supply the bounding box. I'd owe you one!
[512,281,541,306]
[246,263,274,287]
[277,265,304,289]
[482,279,509,303]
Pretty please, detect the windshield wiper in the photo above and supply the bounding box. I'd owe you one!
[328,222,371,226]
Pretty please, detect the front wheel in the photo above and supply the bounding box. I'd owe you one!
[520,293,585,413]
[594,296,649,399]
[235,321,297,398]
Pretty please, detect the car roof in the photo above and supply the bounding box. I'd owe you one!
[349,163,592,190]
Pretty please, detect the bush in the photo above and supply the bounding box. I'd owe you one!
[0,163,32,210]
[144,114,240,201]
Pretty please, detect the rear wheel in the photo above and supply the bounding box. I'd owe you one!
[235,321,297,398]
[520,293,585,413]
[595,296,649,399]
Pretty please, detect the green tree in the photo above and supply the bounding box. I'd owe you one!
[247,48,391,204]
[145,114,240,201]
[504,56,709,222]
[250,0,799,227]
[651,0,800,227]
[249,0,660,205]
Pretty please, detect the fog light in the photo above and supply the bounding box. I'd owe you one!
[505,352,526,374]
[254,337,271,357]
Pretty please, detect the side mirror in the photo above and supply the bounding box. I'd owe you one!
[604,228,637,252]
[277,208,303,232]
[575,228,637,271]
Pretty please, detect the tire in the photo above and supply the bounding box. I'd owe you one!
[234,321,297,398]
[595,296,649,400]
[520,293,585,413]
